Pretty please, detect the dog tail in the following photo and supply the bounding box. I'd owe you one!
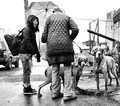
[112,58,118,76]
[45,68,47,77]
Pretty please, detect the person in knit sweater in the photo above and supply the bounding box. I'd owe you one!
[41,7,79,102]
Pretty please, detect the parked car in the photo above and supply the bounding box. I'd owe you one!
[0,40,19,70]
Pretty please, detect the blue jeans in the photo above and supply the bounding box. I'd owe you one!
[19,54,32,87]
[52,63,74,97]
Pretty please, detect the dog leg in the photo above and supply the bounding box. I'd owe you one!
[108,70,112,86]
[111,59,119,87]
[103,72,108,93]
[69,75,79,95]
[74,77,81,95]
[71,76,76,91]
[105,76,108,91]
[38,78,51,97]
[111,69,119,87]
[96,73,100,92]
[104,76,108,95]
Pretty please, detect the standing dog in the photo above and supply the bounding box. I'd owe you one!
[38,55,88,97]
[92,46,119,93]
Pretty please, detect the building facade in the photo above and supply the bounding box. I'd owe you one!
[106,10,120,49]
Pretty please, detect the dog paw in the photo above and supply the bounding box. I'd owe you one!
[95,90,104,96]
[104,91,108,96]
[75,90,81,95]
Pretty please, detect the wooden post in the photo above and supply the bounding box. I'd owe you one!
[24,0,28,24]
[89,23,92,52]
[97,18,99,45]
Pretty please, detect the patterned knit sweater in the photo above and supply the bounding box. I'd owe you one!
[41,12,79,56]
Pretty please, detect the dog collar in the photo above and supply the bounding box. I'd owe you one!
[77,64,82,68]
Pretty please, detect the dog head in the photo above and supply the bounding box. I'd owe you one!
[77,55,88,68]
[91,46,104,61]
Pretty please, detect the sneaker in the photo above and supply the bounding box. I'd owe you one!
[63,95,77,102]
[52,92,63,100]
[23,86,37,95]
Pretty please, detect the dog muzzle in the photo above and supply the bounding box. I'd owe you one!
[81,61,85,68]
[78,61,85,68]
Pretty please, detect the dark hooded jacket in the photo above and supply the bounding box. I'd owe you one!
[19,15,39,55]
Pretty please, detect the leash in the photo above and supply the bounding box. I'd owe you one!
[73,41,82,53]
[73,41,94,56]
[77,64,82,69]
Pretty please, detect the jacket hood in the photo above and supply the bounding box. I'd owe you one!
[27,15,39,32]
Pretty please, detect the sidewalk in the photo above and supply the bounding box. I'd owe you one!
[1,79,120,106]
[0,59,120,106]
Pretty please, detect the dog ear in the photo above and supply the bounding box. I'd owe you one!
[85,58,88,62]
[101,49,104,54]
[78,58,81,63]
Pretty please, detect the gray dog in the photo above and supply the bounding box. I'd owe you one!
[92,46,119,93]
[38,55,88,97]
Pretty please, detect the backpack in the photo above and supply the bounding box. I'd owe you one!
[4,28,25,56]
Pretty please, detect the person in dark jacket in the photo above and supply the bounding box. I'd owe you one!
[19,15,40,94]
[41,7,79,102]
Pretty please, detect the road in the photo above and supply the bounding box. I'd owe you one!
[0,59,120,106]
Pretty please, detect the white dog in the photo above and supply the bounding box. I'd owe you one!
[92,46,119,92]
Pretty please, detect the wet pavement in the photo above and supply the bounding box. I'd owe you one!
[0,59,120,106]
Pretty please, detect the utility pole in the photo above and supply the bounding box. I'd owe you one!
[89,23,92,52]
[24,0,28,24]
[97,18,99,45]
[89,18,100,52]
[89,19,98,52]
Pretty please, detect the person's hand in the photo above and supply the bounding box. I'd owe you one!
[36,52,41,62]
[37,56,40,62]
